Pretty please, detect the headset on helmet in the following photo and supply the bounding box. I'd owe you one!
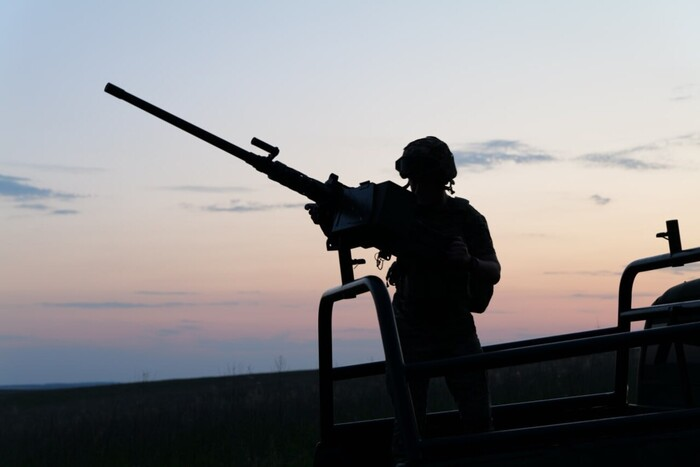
[395,136,457,185]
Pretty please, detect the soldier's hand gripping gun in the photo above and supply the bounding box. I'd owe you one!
[105,83,447,284]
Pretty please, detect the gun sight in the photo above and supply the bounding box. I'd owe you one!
[251,137,279,160]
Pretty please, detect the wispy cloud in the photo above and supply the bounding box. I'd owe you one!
[155,320,201,337]
[135,290,198,296]
[163,185,251,193]
[1,173,82,215]
[663,263,700,276]
[0,174,79,201]
[42,301,184,309]
[451,133,700,173]
[570,293,617,300]
[186,199,306,213]
[543,270,619,277]
[577,133,700,170]
[14,203,79,215]
[670,84,696,102]
[15,203,51,211]
[590,194,611,206]
[51,209,80,215]
[41,300,242,310]
[2,162,106,174]
[578,152,668,170]
[452,140,557,170]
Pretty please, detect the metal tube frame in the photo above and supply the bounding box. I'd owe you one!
[317,275,421,460]
[615,245,700,407]
[317,237,700,463]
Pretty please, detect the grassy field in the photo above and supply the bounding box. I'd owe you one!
[0,353,618,467]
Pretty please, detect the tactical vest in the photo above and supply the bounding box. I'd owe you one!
[390,196,496,324]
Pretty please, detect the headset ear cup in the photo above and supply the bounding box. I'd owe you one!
[395,157,404,177]
[442,156,457,181]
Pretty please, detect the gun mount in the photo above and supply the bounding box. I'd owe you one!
[105,83,451,285]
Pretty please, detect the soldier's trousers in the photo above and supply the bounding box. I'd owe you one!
[389,315,492,455]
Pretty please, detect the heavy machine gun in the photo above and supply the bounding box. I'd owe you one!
[104,83,448,284]
[106,84,700,465]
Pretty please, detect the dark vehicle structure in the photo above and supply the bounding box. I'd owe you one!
[105,84,700,466]
[315,220,700,466]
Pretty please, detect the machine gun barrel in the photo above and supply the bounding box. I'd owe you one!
[104,83,333,204]
[104,82,448,284]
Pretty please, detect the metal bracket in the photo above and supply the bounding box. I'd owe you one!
[656,219,683,255]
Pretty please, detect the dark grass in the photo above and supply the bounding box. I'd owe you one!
[0,372,320,467]
[0,353,620,467]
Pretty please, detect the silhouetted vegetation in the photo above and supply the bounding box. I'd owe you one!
[0,353,618,466]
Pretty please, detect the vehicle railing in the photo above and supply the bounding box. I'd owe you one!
[614,223,700,407]
[318,275,421,460]
[317,220,700,463]
[318,276,700,463]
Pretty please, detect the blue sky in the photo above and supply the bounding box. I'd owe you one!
[1,1,699,384]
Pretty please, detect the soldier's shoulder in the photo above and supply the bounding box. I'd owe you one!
[448,196,482,216]
[447,195,471,210]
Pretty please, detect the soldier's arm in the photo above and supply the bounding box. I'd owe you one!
[446,239,500,284]
[469,252,501,285]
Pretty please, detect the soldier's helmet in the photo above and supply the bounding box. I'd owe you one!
[395,136,457,184]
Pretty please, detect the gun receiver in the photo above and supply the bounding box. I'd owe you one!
[104,83,445,283]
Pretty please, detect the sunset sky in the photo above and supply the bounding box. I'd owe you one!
[2,1,699,385]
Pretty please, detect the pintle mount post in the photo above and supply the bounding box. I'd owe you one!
[656,219,683,255]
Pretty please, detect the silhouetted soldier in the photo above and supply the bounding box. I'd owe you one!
[306,136,500,458]
[387,136,500,455]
